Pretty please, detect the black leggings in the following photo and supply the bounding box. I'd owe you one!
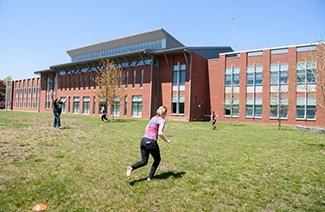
[131,137,161,179]
[101,114,107,121]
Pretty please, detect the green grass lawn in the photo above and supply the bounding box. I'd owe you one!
[0,110,324,211]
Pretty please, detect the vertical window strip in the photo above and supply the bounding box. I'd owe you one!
[140,69,144,88]
[133,70,136,88]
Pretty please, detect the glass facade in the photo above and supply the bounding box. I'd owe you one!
[57,59,152,77]
[71,39,165,62]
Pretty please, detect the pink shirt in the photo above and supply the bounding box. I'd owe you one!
[144,116,165,140]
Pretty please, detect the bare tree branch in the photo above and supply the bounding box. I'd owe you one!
[94,59,125,120]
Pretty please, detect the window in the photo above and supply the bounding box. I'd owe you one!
[31,85,35,108]
[246,98,262,118]
[73,97,80,114]
[296,98,316,119]
[74,76,77,90]
[270,63,288,85]
[36,85,40,109]
[132,95,142,117]
[89,75,92,90]
[226,53,240,58]
[27,85,31,108]
[61,97,67,113]
[246,65,263,86]
[224,98,239,117]
[225,67,240,86]
[271,48,288,54]
[112,96,120,116]
[118,72,122,89]
[19,85,22,107]
[46,78,52,109]
[270,97,288,118]
[83,96,90,114]
[296,62,316,85]
[140,69,144,88]
[60,77,64,91]
[23,85,26,108]
[124,96,128,116]
[93,97,96,114]
[296,45,316,52]
[173,63,186,91]
[247,51,263,57]
[172,96,185,115]
[125,71,129,88]
[94,75,96,89]
[133,70,136,88]
[6,81,12,109]
[84,75,87,90]
[247,73,254,85]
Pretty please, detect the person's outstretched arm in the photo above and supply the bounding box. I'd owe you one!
[50,91,55,102]
[158,123,171,144]
[62,96,69,104]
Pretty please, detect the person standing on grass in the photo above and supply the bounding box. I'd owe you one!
[126,106,172,181]
[100,106,108,122]
[51,92,68,129]
[211,111,217,130]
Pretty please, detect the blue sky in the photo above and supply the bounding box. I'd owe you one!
[0,0,324,80]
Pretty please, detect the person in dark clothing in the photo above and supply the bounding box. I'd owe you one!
[100,106,108,122]
[211,111,218,130]
[51,92,68,129]
[126,106,172,181]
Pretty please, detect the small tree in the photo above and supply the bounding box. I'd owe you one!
[269,84,288,131]
[94,59,125,120]
[224,85,240,126]
[0,80,5,95]
[3,76,12,84]
[269,63,291,130]
[308,42,325,110]
[296,42,325,126]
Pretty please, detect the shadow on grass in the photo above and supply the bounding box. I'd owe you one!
[109,119,138,123]
[129,171,186,186]
[59,126,72,129]
[307,143,325,148]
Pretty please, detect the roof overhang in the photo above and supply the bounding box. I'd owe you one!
[34,47,196,75]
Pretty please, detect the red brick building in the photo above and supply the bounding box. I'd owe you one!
[6,29,232,121]
[6,77,40,112]
[209,43,324,127]
[6,29,325,127]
